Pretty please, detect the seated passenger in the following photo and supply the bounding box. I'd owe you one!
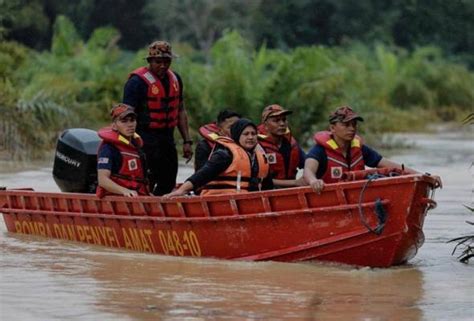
[96,104,149,197]
[194,109,241,171]
[304,106,442,193]
[164,118,272,197]
[258,104,306,188]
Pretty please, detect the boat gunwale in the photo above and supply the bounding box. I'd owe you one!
[0,199,390,222]
[0,173,434,204]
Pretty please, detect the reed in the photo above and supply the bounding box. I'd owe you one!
[448,205,474,264]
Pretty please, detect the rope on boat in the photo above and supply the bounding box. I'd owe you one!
[358,173,389,235]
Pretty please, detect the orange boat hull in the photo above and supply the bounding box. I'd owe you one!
[0,170,437,267]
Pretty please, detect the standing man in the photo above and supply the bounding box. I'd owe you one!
[123,41,192,195]
[258,104,306,188]
[304,106,443,193]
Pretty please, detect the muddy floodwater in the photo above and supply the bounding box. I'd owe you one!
[1,131,473,321]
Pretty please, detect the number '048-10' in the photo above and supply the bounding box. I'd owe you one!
[158,230,201,257]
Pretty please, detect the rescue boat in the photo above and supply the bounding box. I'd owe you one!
[0,168,438,268]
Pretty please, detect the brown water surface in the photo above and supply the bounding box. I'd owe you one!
[1,131,473,321]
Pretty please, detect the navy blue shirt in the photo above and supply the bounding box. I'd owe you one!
[97,143,122,173]
[306,144,382,179]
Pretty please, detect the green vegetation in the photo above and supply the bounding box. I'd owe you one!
[449,205,474,264]
[448,115,474,264]
[1,15,473,159]
[4,1,473,67]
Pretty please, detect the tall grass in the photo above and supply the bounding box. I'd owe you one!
[1,18,473,159]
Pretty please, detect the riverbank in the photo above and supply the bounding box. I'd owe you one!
[1,124,471,173]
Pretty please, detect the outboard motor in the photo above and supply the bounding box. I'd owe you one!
[53,128,101,193]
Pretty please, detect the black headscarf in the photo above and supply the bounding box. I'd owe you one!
[230,118,257,144]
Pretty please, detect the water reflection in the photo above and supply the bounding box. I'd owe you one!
[72,250,422,321]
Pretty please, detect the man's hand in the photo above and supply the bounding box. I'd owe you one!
[163,190,184,198]
[308,178,325,194]
[183,143,193,163]
[122,189,138,197]
[295,177,307,187]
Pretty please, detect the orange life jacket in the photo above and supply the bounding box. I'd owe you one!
[129,67,180,129]
[257,125,302,179]
[200,137,269,196]
[313,131,365,183]
[96,127,149,197]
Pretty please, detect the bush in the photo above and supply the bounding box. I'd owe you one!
[2,27,473,159]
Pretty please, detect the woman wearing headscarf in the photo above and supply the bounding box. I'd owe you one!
[164,118,272,197]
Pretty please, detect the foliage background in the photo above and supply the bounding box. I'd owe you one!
[0,0,473,159]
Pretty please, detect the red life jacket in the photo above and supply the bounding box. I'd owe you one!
[96,127,149,197]
[129,67,180,129]
[198,122,222,148]
[201,137,269,196]
[257,125,302,179]
[313,131,365,183]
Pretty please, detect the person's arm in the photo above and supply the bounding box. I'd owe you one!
[303,158,324,193]
[174,73,193,162]
[164,148,232,198]
[163,181,194,198]
[123,75,146,110]
[194,140,212,171]
[187,148,231,188]
[377,157,443,188]
[297,144,306,169]
[302,145,326,193]
[178,107,193,162]
[272,177,306,188]
[376,158,418,174]
[98,169,138,197]
[365,145,442,188]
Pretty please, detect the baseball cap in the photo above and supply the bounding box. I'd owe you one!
[261,104,293,122]
[110,103,136,120]
[146,41,178,59]
[329,106,364,123]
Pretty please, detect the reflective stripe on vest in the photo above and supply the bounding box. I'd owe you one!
[313,131,365,183]
[130,67,180,129]
[200,137,269,196]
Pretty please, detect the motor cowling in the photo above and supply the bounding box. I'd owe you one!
[53,128,100,193]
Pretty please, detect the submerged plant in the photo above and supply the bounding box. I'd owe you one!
[448,113,474,263]
[448,205,474,263]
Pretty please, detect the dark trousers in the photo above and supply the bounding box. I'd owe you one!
[143,140,178,195]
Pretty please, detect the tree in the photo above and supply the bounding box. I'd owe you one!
[393,0,474,65]
[143,0,259,54]
[0,0,51,48]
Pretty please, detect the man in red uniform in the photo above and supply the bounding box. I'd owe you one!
[123,41,192,195]
[258,104,306,188]
[96,104,149,197]
[304,106,443,192]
